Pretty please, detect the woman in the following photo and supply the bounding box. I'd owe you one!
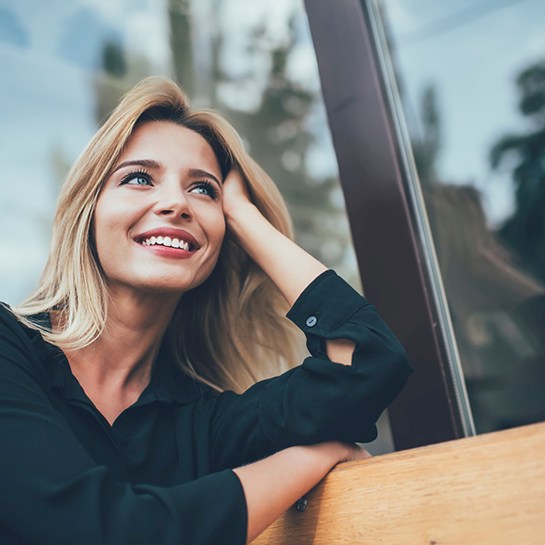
[0,77,411,544]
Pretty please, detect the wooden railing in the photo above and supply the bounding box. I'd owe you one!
[254,422,545,544]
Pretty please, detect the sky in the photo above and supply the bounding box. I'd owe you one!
[0,0,324,304]
[0,0,171,302]
[1,0,544,304]
[383,0,545,224]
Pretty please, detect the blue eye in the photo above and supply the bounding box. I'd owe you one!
[191,181,218,199]
[121,171,152,186]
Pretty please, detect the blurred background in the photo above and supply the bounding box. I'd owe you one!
[2,0,545,448]
[376,0,545,433]
[0,0,386,446]
[0,0,359,304]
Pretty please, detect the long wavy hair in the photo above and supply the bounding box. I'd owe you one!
[13,77,302,392]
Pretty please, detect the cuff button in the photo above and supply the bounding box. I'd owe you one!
[306,315,318,327]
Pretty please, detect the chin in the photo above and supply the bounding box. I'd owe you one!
[135,271,214,295]
[104,259,219,297]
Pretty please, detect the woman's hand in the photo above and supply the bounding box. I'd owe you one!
[337,442,372,463]
[310,441,371,464]
[222,167,354,365]
[221,167,327,306]
[222,167,254,223]
[234,441,371,543]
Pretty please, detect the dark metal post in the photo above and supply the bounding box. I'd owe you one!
[304,0,468,449]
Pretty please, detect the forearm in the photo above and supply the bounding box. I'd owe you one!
[227,202,327,306]
[226,202,354,365]
[233,441,354,543]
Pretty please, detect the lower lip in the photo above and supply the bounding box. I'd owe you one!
[139,243,195,259]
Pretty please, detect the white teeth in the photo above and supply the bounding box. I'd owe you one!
[141,236,191,250]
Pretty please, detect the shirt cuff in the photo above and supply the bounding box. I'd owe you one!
[286,270,368,355]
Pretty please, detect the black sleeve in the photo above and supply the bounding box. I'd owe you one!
[209,270,412,471]
[0,308,247,545]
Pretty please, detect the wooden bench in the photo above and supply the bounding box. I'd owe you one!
[254,422,545,544]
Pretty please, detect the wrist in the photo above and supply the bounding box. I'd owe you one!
[225,202,268,243]
[301,441,349,469]
[224,200,259,225]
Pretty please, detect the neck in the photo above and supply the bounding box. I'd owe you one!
[61,288,181,423]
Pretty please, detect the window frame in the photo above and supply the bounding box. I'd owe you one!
[304,0,475,450]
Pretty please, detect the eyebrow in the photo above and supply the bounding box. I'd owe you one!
[188,168,222,187]
[113,159,161,173]
[113,160,222,186]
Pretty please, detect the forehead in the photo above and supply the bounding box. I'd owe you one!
[119,120,221,176]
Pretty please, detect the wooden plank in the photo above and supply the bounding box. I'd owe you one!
[253,423,545,544]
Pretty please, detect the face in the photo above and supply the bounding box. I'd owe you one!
[93,120,225,297]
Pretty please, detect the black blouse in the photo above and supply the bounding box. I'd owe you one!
[0,270,411,545]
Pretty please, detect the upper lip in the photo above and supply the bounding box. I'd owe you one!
[134,227,201,250]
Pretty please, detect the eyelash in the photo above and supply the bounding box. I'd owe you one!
[192,181,219,200]
[119,170,218,199]
[120,169,152,186]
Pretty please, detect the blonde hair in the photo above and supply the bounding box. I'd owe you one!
[14,77,302,392]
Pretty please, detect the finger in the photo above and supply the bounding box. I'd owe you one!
[351,446,372,461]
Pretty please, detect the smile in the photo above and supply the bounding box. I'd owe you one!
[141,236,192,251]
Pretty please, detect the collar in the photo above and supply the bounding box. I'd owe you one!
[27,312,208,406]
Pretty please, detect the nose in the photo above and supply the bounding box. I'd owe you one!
[154,182,192,219]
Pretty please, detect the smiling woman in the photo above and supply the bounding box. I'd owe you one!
[0,77,411,545]
[94,122,226,299]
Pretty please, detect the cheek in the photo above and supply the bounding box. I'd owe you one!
[211,212,227,253]
[198,203,226,249]
[94,189,142,239]
[198,210,226,278]
[93,209,113,262]
[92,197,133,270]
[91,208,107,269]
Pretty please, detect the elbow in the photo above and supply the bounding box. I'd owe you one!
[258,340,413,449]
[373,337,413,401]
[342,338,411,438]
[388,340,412,383]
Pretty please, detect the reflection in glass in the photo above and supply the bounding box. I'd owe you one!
[0,0,358,299]
[1,0,395,453]
[376,0,545,432]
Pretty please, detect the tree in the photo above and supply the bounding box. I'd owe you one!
[173,7,353,277]
[490,60,545,282]
[411,84,441,188]
[168,0,194,98]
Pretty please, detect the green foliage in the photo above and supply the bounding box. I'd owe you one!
[490,60,545,282]
[102,40,127,78]
[197,13,353,276]
[89,1,356,282]
[168,0,194,97]
[411,84,441,187]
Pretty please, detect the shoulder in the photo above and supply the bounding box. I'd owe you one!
[0,303,52,379]
[0,303,25,336]
[0,303,41,344]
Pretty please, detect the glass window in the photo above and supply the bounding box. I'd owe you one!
[373,0,545,432]
[0,0,394,452]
